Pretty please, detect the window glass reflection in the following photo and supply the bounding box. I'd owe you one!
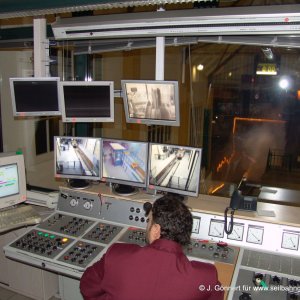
[194,44,300,196]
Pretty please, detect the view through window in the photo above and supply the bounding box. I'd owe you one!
[193,44,300,197]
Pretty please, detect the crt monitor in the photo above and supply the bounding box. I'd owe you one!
[0,153,27,210]
[10,77,61,117]
[121,80,180,126]
[59,81,114,123]
[54,136,101,188]
[101,138,148,195]
[148,143,202,197]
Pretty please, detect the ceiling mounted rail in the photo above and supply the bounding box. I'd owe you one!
[51,4,300,40]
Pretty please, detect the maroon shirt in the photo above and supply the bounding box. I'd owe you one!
[80,239,224,300]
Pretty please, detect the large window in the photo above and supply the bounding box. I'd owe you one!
[191,44,300,196]
[1,2,300,200]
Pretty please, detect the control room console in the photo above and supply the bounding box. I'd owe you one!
[3,184,300,300]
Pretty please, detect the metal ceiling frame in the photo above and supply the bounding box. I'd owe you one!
[0,0,216,19]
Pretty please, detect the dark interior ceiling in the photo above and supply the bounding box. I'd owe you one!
[0,0,299,52]
[0,0,298,21]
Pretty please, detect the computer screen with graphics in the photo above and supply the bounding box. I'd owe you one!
[0,153,27,210]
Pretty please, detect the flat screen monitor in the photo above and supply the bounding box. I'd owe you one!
[10,77,61,117]
[0,153,27,210]
[54,136,101,188]
[148,143,202,197]
[101,138,148,195]
[121,80,180,126]
[59,81,114,123]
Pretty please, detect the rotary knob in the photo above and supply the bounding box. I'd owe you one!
[70,198,78,207]
[83,201,93,210]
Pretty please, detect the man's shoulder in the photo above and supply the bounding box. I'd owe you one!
[107,242,142,255]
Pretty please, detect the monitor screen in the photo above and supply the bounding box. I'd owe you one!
[59,81,114,123]
[148,143,202,197]
[121,80,180,126]
[10,77,61,117]
[0,153,27,210]
[54,136,101,184]
[101,138,148,190]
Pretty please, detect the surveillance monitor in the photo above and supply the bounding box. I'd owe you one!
[148,143,202,197]
[54,136,101,189]
[101,138,148,196]
[121,80,180,126]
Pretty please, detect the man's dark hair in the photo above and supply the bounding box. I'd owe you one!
[149,194,193,246]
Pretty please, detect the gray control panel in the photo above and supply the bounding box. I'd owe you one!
[184,239,239,265]
[4,187,150,278]
[229,249,300,300]
[5,185,300,298]
[38,213,95,237]
[118,227,239,265]
[57,188,148,229]
[82,222,124,244]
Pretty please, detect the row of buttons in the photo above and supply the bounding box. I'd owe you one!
[83,223,123,244]
[129,206,146,223]
[11,230,72,258]
[58,241,103,268]
[129,215,146,222]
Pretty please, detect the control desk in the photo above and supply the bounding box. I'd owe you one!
[3,184,300,300]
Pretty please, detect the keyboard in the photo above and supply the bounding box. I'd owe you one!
[0,205,42,233]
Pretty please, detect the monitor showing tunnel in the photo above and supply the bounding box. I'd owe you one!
[148,143,202,197]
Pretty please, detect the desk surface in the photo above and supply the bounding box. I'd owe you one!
[259,186,300,207]
[187,194,300,228]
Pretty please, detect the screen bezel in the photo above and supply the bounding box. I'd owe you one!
[54,136,101,182]
[10,77,61,117]
[0,153,27,210]
[121,80,180,126]
[59,81,115,123]
[147,143,202,197]
[101,138,148,188]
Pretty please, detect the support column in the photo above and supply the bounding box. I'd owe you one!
[155,36,165,80]
[33,18,49,77]
[155,7,165,81]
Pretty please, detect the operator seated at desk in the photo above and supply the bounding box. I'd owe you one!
[80,194,223,300]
